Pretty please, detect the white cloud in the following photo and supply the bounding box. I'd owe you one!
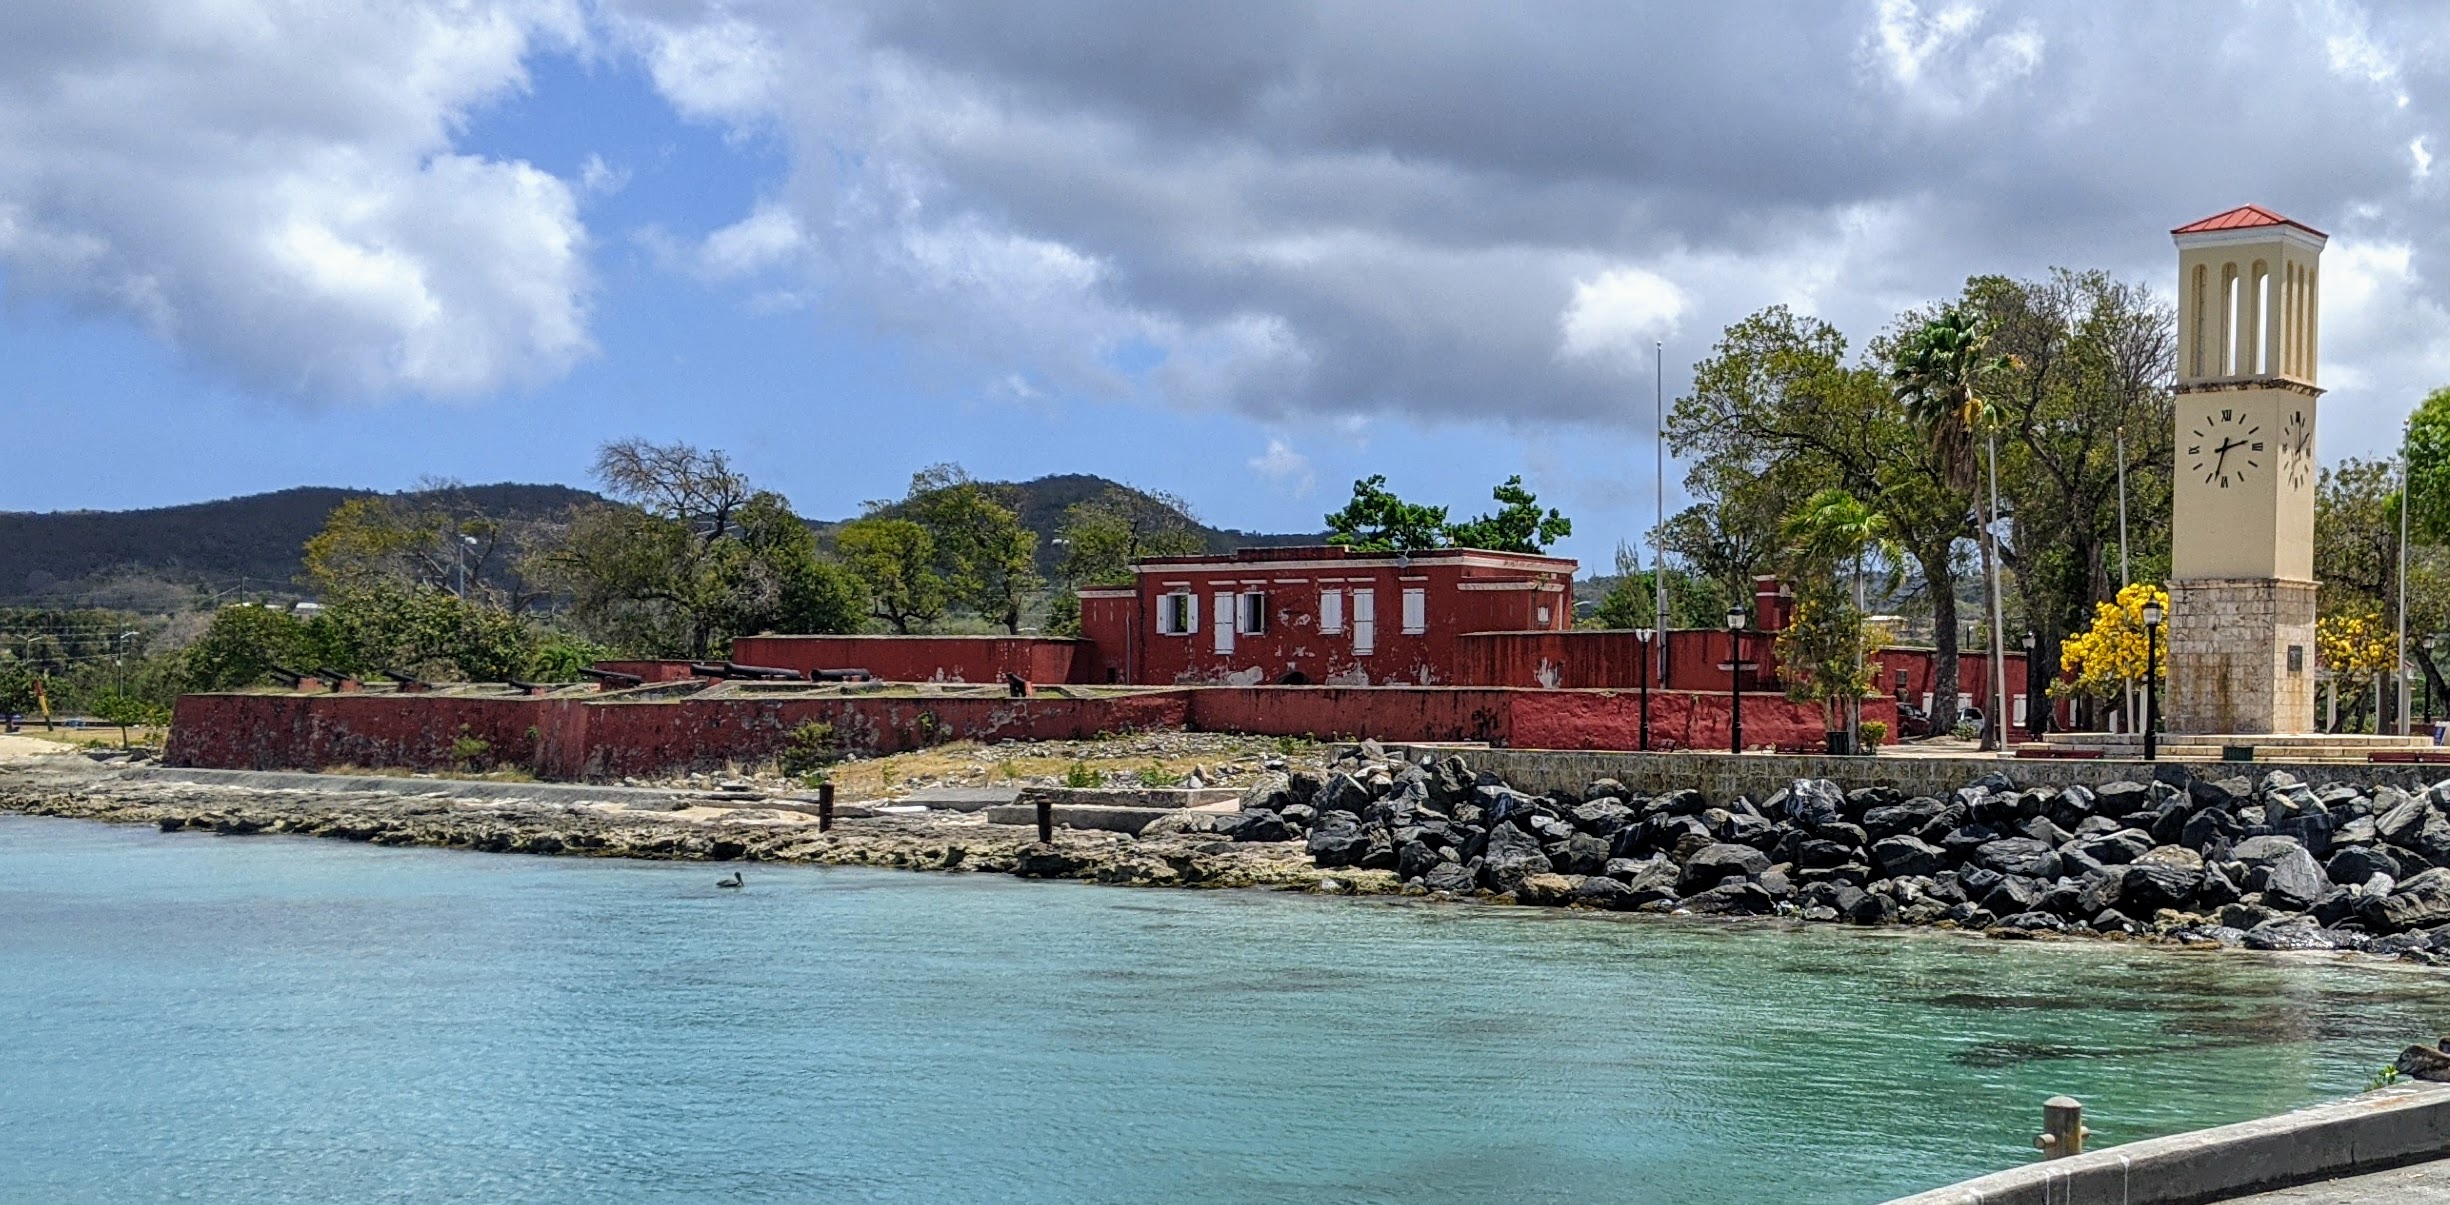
[1863,0,2043,114]
[699,203,807,278]
[579,153,631,196]
[1558,267,1686,367]
[0,0,593,400]
[2413,137,2434,182]
[1247,436,1315,497]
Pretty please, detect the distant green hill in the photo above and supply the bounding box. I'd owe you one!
[1,474,1319,611]
[0,484,604,610]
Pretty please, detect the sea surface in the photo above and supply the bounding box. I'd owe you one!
[6,814,2450,1204]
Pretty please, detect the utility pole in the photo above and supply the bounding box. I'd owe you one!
[2118,424,2134,734]
[1654,340,1669,693]
[2400,449,2412,735]
[1985,428,2009,751]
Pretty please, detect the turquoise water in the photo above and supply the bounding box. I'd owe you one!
[6,817,2449,1204]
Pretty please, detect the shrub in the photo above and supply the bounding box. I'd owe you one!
[1860,720,1888,751]
[779,720,840,777]
[1134,763,1175,788]
[1062,760,1102,789]
[1951,721,1980,741]
[449,727,492,770]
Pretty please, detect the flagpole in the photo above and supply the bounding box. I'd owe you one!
[1654,340,1668,693]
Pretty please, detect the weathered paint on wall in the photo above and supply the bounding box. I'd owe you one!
[168,680,1892,780]
[728,635,1091,684]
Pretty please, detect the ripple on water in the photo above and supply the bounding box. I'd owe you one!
[8,813,2450,1205]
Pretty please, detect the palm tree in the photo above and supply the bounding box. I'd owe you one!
[1891,307,2015,750]
[1783,488,1900,751]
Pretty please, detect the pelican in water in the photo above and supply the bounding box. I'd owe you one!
[716,871,744,889]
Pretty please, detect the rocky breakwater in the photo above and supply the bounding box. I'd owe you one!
[1211,750,2450,958]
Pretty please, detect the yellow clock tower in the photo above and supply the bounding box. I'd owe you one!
[2165,205,2324,734]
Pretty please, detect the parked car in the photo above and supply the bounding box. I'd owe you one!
[1894,703,1934,739]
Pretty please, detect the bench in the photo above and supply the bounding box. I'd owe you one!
[2368,751,2450,764]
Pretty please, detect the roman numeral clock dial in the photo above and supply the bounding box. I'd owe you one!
[2280,408,2312,490]
[2186,407,2265,488]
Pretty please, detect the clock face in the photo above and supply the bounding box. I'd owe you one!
[2186,407,2266,489]
[2279,408,2312,490]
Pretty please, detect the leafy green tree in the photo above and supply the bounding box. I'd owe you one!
[1780,488,1898,745]
[1047,486,1207,636]
[1589,542,1720,632]
[528,634,615,680]
[184,604,321,691]
[1447,475,1572,553]
[1056,486,1205,586]
[2408,386,2450,543]
[87,687,172,747]
[0,660,40,716]
[1324,475,1452,552]
[1961,270,2175,733]
[837,517,950,633]
[1891,306,2016,748]
[898,465,1041,633]
[1669,305,1980,731]
[315,586,538,681]
[546,440,858,656]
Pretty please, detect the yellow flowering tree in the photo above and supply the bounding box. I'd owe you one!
[2316,607,2397,676]
[2055,583,2170,703]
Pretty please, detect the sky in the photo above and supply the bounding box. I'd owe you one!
[5,1,2450,572]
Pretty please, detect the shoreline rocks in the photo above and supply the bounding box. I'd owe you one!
[14,748,2450,967]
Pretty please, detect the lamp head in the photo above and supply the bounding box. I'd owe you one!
[1635,627,1656,643]
[2141,599,2163,627]
[1725,605,1746,632]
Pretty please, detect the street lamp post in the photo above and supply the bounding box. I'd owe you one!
[2020,630,2038,739]
[1726,604,1747,755]
[2141,599,2164,762]
[1635,627,1656,752]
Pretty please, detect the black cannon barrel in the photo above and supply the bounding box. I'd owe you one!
[576,666,643,686]
[812,668,874,682]
[720,662,805,681]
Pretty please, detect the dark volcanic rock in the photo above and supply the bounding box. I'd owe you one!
[1570,799,1636,835]
[1478,822,1554,894]
[2259,845,2330,912]
[1996,911,2069,933]
[1572,875,1638,909]
[1678,843,1771,894]
[1865,798,1947,840]
[2328,845,2403,886]
[1226,810,1293,843]
[2243,916,2336,951]
[1777,778,1847,828]
[2070,828,2153,866]
[1973,837,2061,879]
[1421,862,1478,894]
[1305,813,1369,867]
[2368,867,2450,933]
[1686,880,1775,915]
[1871,834,1948,880]
[1981,877,2043,917]
[1317,772,1373,815]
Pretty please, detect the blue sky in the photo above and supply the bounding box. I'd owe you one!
[4,2,2447,572]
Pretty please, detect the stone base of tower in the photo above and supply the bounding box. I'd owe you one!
[2164,578,2317,735]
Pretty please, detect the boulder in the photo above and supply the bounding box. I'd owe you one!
[1305,813,1370,867]
[1582,777,1628,804]
[1847,889,1898,926]
[1554,831,1612,875]
[1795,838,1859,870]
[2377,796,2432,845]
[1872,835,1949,880]
[1777,778,1847,827]
[1225,810,1294,843]
[2242,916,2336,951]
[1973,837,2061,880]
[2230,834,2308,872]
[2194,864,2244,910]
[1478,822,1554,894]
[2259,845,2331,912]
[1570,799,1636,835]
[1865,798,1948,840]
[2114,861,2203,914]
[1678,843,1771,894]
[1996,911,2069,933]
[1686,880,1776,915]
[1515,873,1579,906]
[1421,862,1478,894]
[2367,867,2450,933]
[1572,875,1638,910]
[1398,840,1444,883]
[2070,828,2154,866]
[1981,877,2044,917]
[2328,845,2402,886]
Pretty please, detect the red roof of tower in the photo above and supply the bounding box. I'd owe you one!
[2171,205,2327,238]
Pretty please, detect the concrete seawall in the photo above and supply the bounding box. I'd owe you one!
[1884,1082,2450,1205]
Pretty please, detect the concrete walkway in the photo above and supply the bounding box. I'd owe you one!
[2220,1160,2450,1201]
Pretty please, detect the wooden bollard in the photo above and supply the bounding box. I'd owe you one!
[2035,1096,2088,1159]
[817,782,835,832]
[1036,798,1053,844]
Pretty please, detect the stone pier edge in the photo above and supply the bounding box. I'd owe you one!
[1881,1081,2450,1205]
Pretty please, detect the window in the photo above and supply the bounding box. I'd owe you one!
[2013,695,2029,726]
[1156,592,1196,635]
[1318,588,1344,633]
[1401,588,1426,635]
[1237,592,1267,635]
[1352,589,1376,655]
[1535,605,1551,626]
[1213,592,1236,654]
